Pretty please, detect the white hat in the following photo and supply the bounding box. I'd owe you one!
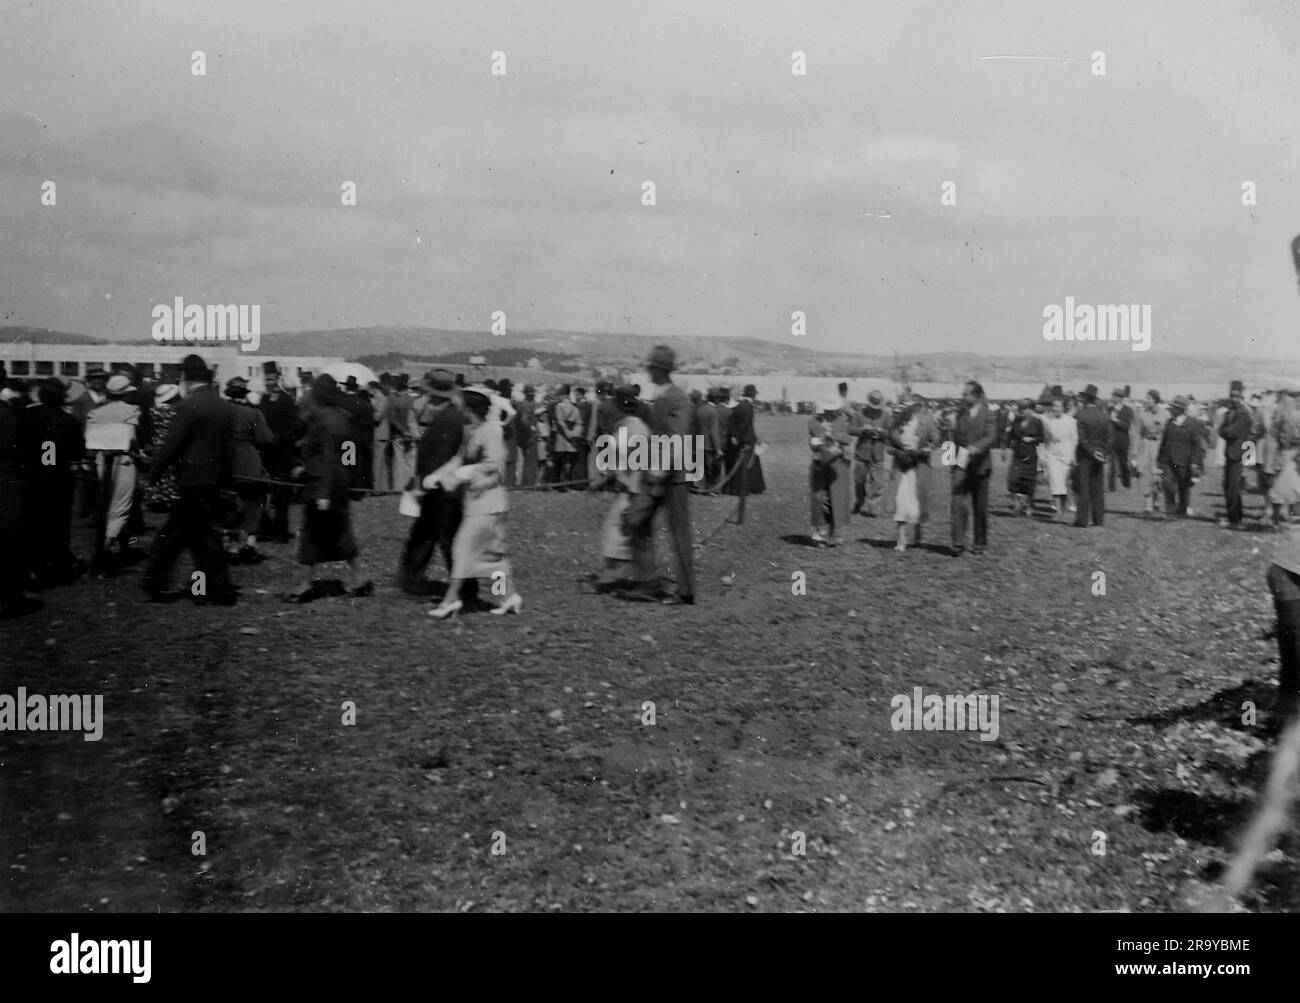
[154,383,180,404]
[106,374,133,395]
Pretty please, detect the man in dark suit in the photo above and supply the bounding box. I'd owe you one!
[1158,395,1205,518]
[258,363,302,542]
[19,379,86,588]
[141,354,239,604]
[723,385,758,496]
[1074,384,1112,527]
[401,370,476,602]
[949,380,997,555]
[1107,387,1135,491]
[1219,380,1254,528]
[0,379,41,617]
[340,376,375,490]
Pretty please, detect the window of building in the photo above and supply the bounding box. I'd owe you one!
[11,361,30,375]
[35,360,54,376]
[60,361,79,376]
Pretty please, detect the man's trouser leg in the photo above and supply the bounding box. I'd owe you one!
[971,473,990,546]
[951,476,970,549]
[1268,564,1300,711]
[105,455,136,543]
[521,445,537,487]
[1225,459,1244,523]
[663,483,695,598]
[401,494,439,586]
[373,439,391,492]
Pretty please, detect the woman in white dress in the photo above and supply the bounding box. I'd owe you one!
[427,386,523,619]
[1040,397,1078,522]
[890,403,922,551]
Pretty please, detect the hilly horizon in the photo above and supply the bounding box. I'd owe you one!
[3,325,1296,385]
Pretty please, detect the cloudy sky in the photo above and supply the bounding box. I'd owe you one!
[2,0,1298,359]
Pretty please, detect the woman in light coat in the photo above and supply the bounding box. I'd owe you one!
[1040,397,1078,522]
[428,386,523,618]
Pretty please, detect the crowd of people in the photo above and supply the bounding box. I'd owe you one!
[803,378,1300,556]
[0,346,769,618]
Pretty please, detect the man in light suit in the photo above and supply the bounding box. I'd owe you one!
[950,380,997,556]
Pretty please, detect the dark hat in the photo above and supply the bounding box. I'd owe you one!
[559,383,571,395]
[497,379,513,396]
[225,376,249,398]
[395,373,409,391]
[688,388,703,403]
[425,369,455,399]
[1230,379,1244,393]
[453,373,466,387]
[85,368,109,381]
[743,384,757,397]
[344,375,359,390]
[263,361,281,376]
[1147,388,1162,403]
[613,384,640,411]
[1171,395,1190,411]
[1078,384,1099,401]
[523,384,536,396]
[180,353,212,381]
[646,345,676,371]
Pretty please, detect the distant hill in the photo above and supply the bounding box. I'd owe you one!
[2,327,105,346]
[6,324,1296,386]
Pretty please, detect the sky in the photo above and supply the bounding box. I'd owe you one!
[2,0,1299,360]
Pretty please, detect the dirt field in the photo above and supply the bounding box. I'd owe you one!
[2,412,1295,912]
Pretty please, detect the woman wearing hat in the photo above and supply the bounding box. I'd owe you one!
[1006,399,1044,517]
[142,384,182,512]
[288,374,373,602]
[1267,389,1300,526]
[427,385,523,618]
[225,377,274,565]
[888,398,925,551]
[807,399,851,545]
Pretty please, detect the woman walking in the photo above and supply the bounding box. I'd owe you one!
[807,399,851,545]
[890,400,923,551]
[1040,397,1078,521]
[428,385,523,619]
[1268,389,1300,527]
[287,374,373,602]
[1006,399,1044,516]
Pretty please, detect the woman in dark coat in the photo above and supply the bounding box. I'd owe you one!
[225,377,274,563]
[288,374,373,602]
[722,385,766,496]
[1007,399,1044,516]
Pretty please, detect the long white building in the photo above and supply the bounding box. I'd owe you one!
[0,342,345,388]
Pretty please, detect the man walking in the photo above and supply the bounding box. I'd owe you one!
[1158,395,1205,518]
[949,380,996,555]
[142,354,239,604]
[1219,379,1253,529]
[400,371,476,604]
[1074,385,1111,527]
[849,389,891,516]
[1106,388,1134,492]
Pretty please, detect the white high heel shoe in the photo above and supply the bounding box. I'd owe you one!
[490,593,524,616]
[428,600,463,620]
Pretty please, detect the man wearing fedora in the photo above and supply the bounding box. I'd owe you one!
[258,362,302,543]
[949,380,996,555]
[142,353,239,604]
[1106,387,1135,492]
[399,370,476,604]
[635,345,696,604]
[1219,379,1254,528]
[1073,384,1112,528]
[1157,395,1205,518]
[848,389,891,516]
